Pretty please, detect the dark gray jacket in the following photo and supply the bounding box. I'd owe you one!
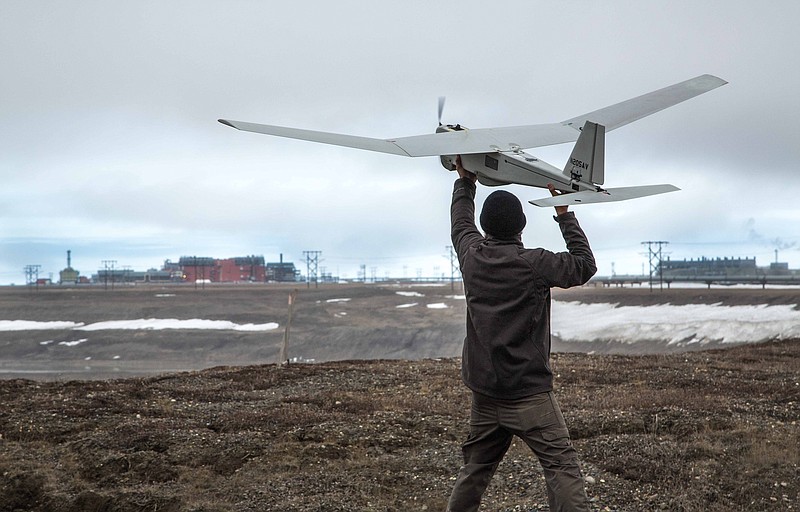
[451,178,596,399]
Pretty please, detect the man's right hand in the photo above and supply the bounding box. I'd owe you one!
[547,184,569,216]
[456,156,477,183]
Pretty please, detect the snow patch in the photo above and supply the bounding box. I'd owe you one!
[58,339,88,347]
[2,319,279,332]
[0,320,83,331]
[75,319,279,331]
[396,291,424,297]
[426,303,448,309]
[552,301,800,345]
[396,303,418,309]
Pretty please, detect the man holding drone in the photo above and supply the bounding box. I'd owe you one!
[447,156,596,512]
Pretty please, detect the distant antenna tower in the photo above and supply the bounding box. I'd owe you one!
[641,241,669,291]
[302,250,322,288]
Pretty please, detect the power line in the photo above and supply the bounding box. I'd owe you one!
[641,241,669,291]
[302,250,322,288]
[23,264,41,290]
[446,245,459,292]
[101,260,117,291]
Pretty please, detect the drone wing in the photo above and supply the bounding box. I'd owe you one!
[218,119,577,157]
[218,119,410,156]
[528,184,680,207]
[219,74,726,157]
[561,74,727,132]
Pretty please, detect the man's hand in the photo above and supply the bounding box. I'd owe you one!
[456,155,477,183]
[547,184,569,217]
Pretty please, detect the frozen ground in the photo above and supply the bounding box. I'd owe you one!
[4,301,800,346]
[1,284,798,379]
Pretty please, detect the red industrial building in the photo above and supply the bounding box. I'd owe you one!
[173,255,298,283]
[217,256,267,282]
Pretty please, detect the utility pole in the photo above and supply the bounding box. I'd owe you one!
[641,241,668,291]
[101,260,117,291]
[446,245,459,291]
[302,250,322,288]
[279,289,298,365]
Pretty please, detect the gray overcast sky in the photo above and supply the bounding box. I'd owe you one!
[2,1,799,283]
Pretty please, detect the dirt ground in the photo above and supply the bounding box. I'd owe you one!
[1,284,799,511]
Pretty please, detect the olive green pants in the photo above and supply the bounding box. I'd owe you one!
[447,391,589,512]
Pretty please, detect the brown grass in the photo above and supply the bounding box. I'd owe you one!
[1,341,798,511]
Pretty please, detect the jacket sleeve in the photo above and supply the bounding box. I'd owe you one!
[450,178,484,265]
[539,212,597,288]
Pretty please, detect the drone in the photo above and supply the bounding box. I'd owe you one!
[219,74,726,207]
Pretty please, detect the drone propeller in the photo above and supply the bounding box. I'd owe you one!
[437,96,446,126]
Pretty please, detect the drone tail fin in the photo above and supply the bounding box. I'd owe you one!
[563,121,605,185]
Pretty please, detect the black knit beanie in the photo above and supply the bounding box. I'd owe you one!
[479,190,526,238]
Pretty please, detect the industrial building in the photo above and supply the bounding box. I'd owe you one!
[659,256,757,278]
[596,253,800,288]
[58,250,80,285]
[93,268,174,284]
[658,256,796,279]
[174,255,298,283]
[177,255,265,283]
[85,254,299,285]
[27,250,301,286]
[266,254,300,282]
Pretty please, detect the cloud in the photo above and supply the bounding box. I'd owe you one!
[2,1,800,282]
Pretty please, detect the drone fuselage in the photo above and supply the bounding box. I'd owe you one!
[461,150,596,193]
[437,124,596,193]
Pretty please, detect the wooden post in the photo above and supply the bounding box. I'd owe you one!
[279,289,297,365]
